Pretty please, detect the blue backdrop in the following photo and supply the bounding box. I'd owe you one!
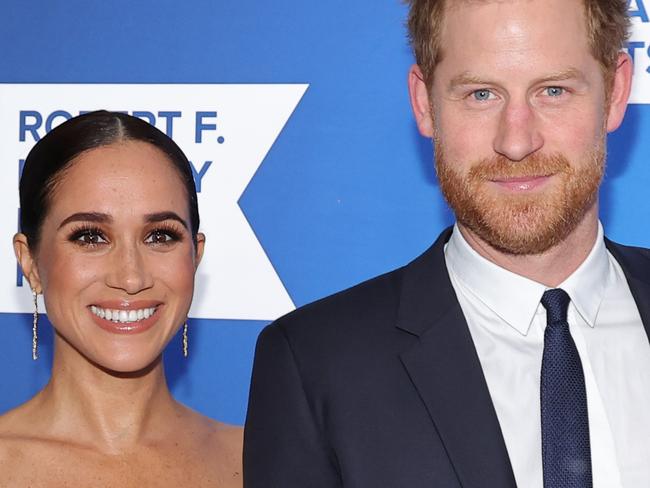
[1,1,649,426]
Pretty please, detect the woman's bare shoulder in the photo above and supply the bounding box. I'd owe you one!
[0,400,39,439]
[0,404,47,484]
[175,405,243,487]
[0,401,244,487]
[181,405,243,453]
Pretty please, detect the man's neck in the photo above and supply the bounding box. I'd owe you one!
[457,206,600,288]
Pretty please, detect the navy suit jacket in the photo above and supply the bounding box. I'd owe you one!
[244,228,650,487]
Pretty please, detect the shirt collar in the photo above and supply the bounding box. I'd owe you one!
[444,223,609,335]
[556,223,609,328]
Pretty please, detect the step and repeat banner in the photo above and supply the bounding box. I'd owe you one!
[1,1,649,425]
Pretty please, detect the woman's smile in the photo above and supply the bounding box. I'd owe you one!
[89,300,163,334]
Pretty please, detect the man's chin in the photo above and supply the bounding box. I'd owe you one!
[458,192,596,256]
[454,189,564,254]
[462,218,565,256]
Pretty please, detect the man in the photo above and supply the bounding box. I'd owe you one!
[244,0,650,486]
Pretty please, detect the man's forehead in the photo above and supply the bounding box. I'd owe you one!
[442,0,584,18]
[436,0,589,58]
[445,0,572,9]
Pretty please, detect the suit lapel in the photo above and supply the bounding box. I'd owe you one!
[605,239,650,342]
[397,229,517,488]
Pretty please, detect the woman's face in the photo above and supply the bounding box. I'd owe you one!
[17,140,204,373]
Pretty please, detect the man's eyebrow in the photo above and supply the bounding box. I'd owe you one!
[449,73,493,89]
[144,211,189,230]
[58,212,112,229]
[448,68,587,90]
[535,68,586,84]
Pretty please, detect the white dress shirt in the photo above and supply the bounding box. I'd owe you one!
[444,223,650,488]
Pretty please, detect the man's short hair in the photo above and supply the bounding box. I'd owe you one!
[407,0,631,89]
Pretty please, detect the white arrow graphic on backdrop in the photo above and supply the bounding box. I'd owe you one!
[0,84,307,321]
[188,84,308,320]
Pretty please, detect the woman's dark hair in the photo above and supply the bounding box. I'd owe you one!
[19,110,200,249]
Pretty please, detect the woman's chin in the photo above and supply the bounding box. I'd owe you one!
[85,349,164,377]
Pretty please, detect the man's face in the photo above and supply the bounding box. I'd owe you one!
[410,0,630,255]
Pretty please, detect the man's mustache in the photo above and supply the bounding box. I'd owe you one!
[468,153,571,181]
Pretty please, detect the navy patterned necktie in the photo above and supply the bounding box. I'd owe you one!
[540,289,592,488]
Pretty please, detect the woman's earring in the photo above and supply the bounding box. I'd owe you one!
[32,290,39,360]
[182,321,189,358]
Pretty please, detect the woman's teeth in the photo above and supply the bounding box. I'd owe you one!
[90,306,156,323]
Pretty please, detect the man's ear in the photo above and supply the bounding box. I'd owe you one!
[408,64,435,138]
[606,52,633,133]
[14,233,42,293]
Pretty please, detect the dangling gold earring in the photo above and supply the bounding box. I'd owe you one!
[32,290,39,360]
[182,321,189,358]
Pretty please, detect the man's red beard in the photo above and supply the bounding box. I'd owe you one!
[435,145,604,255]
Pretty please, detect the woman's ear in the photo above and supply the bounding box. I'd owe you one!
[14,233,42,293]
[194,232,206,269]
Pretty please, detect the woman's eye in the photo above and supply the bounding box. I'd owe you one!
[75,230,107,246]
[545,86,565,97]
[145,230,176,245]
[472,89,494,101]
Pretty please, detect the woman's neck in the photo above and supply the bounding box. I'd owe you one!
[29,335,181,453]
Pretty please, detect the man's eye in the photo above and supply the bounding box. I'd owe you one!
[472,89,494,101]
[545,86,565,97]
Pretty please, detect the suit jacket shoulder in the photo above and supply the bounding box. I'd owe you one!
[606,237,650,272]
[270,226,455,340]
[272,265,404,343]
[263,227,457,379]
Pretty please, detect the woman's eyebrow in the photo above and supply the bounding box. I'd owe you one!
[144,211,188,230]
[58,212,111,229]
[56,211,189,230]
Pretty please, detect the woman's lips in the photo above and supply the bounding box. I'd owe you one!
[491,175,552,191]
[88,301,162,334]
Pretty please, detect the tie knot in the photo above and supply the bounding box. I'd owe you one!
[541,288,570,324]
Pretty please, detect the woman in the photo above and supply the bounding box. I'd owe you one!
[0,111,242,486]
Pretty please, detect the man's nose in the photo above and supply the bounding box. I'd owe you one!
[492,99,544,162]
[105,243,153,294]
